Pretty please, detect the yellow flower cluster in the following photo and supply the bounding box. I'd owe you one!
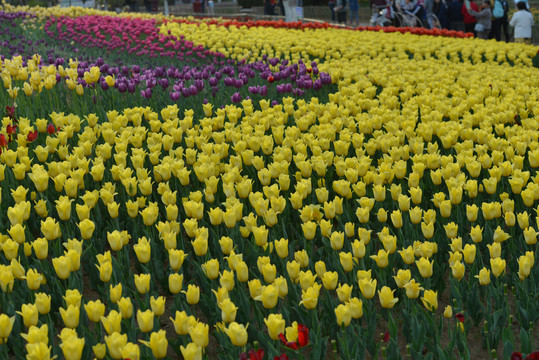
[0,6,538,358]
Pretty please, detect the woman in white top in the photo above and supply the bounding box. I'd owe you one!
[510,1,534,43]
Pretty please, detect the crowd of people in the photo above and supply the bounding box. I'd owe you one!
[329,0,535,42]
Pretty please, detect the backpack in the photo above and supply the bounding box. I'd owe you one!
[492,0,504,18]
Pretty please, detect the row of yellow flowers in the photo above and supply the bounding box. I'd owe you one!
[0,3,538,360]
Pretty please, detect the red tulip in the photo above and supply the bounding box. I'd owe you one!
[6,124,17,135]
[240,349,265,360]
[5,105,15,120]
[526,352,539,360]
[383,331,390,343]
[26,130,38,142]
[0,134,7,147]
[47,123,56,135]
[278,333,299,350]
[512,352,523,360]
[274,355,289,360]
[268,76,274,83]
[455,313,465,323]
[297,324,309,347]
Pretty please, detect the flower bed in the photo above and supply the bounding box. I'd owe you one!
[0,3,538,360]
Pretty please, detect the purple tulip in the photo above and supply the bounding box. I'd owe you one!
[141,88,152,99]
[116,82,126,93]
[159,78,169,89]
[209,77,218,87]
[231,92,242,103]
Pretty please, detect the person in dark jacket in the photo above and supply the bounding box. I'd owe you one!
[447,0,463,29]
[329,0,336,21]
[335,0,348,24]
[432,0,448,27]
[264,0,276,15]
[500,0,509,40]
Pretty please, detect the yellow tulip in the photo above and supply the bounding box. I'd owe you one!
[85,300,105,323]
[93,343,107,360]
[490,258,506,278]
[34,293,51,315]
[451,261,465,281]
[322,271,338,291]
[378,286,398,309]
[52,256,71,280]
[336,283,353,303]
[150,296,166,317]
[393,269,411,288]
[421,290,438,312]
[398,246,415,265]
[59,305,80,328]
[121,342,140,360]
[347,297,363,319]
[370,249,389,268]
[133,237,151,264]
[180,342,202,360]
[188,322,209,348]
[109,283,123,304]
[335,304,352,327]
[218,298,238,323]
[404,279,423,299]
[358,278,377,299]
[224,322,249,346]
[60,334,85,360]
[517,253,534,280]
[183,284,200,305]
[523,227,538,245]
[300,283,322,309]
[137,309,154,333]
[443,305,453,319]
[77,219,95,240]
[0,314,15,343]
[265,313,286,340]
[134,273,151,294]
[105,332,128,360]
[475,268,491,285]
[416,257,433,278]
[140,330,168,359]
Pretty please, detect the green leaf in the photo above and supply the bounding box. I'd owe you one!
[520,327,531,354]
[388,313,398,337]
[503,340,514,360]
[502,326,514,343]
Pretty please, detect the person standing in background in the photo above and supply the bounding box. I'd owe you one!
[500,0,510,41]
[424,0,434,27]
[433,0,448,28]
[144,0,151,11]
[462,0,479,34]
[278,0,285,16]
[349,0,360,26]
[335,0,348,24]
[264,0,276,15]
[447,0,464,30]
[329,0,336,21]
[510,1,534,43]
[466,0,492,39]
[489,0,504,40]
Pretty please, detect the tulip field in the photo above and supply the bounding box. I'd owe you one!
[0,2,538,359]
